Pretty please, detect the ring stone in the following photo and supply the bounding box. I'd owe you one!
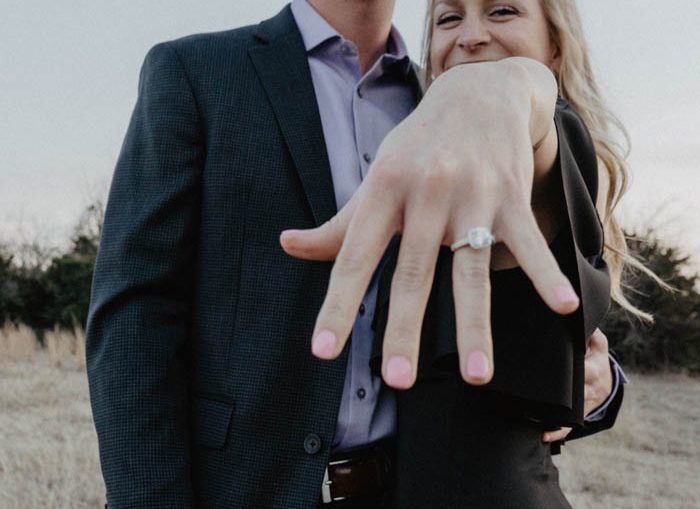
[450,227,496,252]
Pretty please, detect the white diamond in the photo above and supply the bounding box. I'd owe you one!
[467,228,494,249]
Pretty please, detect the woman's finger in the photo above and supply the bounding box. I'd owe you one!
[499,203,580,315]
[450,217,496,385]
[310,184,401,360]
[380,195,447,389]
[279,187,361,261]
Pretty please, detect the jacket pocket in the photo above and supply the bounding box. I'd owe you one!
[192,395,234,449]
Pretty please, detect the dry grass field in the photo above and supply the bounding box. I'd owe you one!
[1,322,698,508]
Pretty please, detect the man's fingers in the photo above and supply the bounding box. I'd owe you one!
[586,328,609,355]
[500,206,580,315]
[584,329,609,384]
[311,189,401,360]
[451,230,494,385]
[381,202,446,389]
[542,427,572,442]
[583,327,613,414]
[279,190,360,261]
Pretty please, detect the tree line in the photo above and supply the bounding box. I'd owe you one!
[0,204,101,335]
[1,204,698,372]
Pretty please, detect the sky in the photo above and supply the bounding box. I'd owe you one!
[1,0,699,269]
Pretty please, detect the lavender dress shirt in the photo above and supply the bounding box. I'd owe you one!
[291,0,416,453]
[290,0,625,453]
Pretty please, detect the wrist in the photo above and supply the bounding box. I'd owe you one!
[427,60,533,129]
[508,57,558,148]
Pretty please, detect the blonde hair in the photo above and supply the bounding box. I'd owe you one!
[423,0,667,321]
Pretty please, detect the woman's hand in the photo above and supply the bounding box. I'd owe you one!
[280,58,577,389]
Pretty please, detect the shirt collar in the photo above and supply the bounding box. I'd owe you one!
[291,0,340,52]
[291,0,412,74]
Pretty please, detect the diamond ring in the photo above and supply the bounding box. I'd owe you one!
[450,227,496,252]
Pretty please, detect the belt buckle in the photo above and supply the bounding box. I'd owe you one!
[321,458,352,504]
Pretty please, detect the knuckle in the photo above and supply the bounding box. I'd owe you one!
[456,263,491,290]
[373,156,406,187]
[500,170,523,195]
[421,165,456,196]
[431,157,460,181]
[333,253,366,278]
[393,258,432,291]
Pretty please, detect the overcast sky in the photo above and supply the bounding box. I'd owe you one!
[1,0,699,268]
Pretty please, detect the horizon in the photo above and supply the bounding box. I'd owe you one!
[1,0,699,271]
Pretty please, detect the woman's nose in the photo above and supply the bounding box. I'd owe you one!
[456,17,491,50]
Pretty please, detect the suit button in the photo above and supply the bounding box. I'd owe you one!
[304,433,322,455]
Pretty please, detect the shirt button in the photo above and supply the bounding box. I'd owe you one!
[363,153,372,163]
[359,303,366,315]
[357,88,363,98]
[341,43,356,56]
[303,433,322,455]
[357,388,366,399]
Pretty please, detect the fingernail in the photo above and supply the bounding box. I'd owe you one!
[555,285,579,306]
[312,330,337,359]
[466,350,490,380]
[385,356,413,389]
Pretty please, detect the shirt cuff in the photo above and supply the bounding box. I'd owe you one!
[584,354,629,423]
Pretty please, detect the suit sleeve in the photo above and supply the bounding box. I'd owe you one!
[86,42,203,509]
[567,351,626,441]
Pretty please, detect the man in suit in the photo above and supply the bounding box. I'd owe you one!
[86,1,625,507]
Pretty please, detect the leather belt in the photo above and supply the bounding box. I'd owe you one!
[320,439,396,505]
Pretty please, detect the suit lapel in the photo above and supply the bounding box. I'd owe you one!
[249,6,337,227]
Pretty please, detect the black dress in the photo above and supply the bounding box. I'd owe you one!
[371,99,611,508]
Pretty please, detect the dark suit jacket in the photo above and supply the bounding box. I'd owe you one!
[86,6,385,508]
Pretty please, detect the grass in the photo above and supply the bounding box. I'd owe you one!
[1,323,698,508]
[0,323,101,508]
[555,373,700,509]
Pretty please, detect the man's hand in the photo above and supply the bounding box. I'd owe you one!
[542,329,614,442]
[280,58,579,389]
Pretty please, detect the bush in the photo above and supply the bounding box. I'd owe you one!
[603,230,700,373]
[0,204,101,331]
[0,249,16,323]
[39,236,97,328]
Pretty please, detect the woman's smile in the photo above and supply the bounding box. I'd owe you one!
[430,0,560,77]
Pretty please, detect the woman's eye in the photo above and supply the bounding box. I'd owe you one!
[489,7,518,17]
[435,13,462,26]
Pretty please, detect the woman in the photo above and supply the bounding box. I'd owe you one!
[371,0,656,507]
